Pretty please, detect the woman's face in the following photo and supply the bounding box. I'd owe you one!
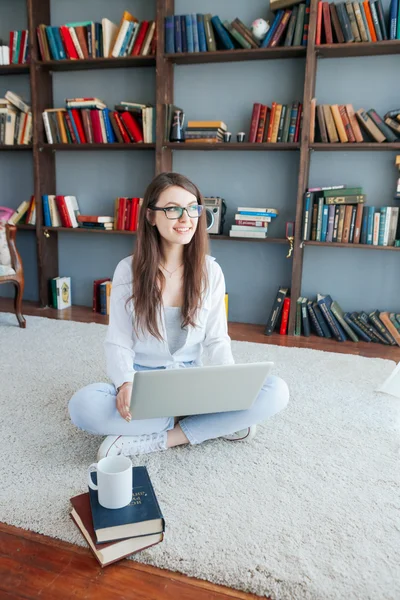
[148,186,200,246]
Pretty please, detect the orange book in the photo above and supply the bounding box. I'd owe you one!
[345,104,364,142]
[271,104,282,143]
[330,104,348,143]
[338,105,355,142]
[379,312,400,347]
[362,1,377,41]
[316,1,323,44]
[266,102,277,142]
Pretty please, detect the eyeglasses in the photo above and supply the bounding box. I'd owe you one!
[149,204,204,220]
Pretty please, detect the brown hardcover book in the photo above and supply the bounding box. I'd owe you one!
[323,105,339,143]
[329,3,345,43]
[249,103,261,143]
[336,205,346,242]
[339,105,356,142]
[345,104,364,142]
[231,19,259,48]
[70,492,163,568]
[379,312,400,347]
[234,17,260,46]
[325,195,366,204]
[322,2,333,43]
[56,110,68,144]
[81,109,93,144]
[330,105,348,142]
[356,108,385,142]
[316,104,328,142]
[384,117,400,135]
[256,104,268,143]
[266,102,277,142]
[309,98,316,143]
[341,205,353,243]
[74,26,90,58]
[271,104,282,143]
[353,203,364,243]
[311,203,318,240]
[37,24,51,60]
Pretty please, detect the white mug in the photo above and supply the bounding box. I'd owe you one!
[88,455,133,510]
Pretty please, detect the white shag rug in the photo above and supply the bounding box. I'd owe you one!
[0,313,399,600]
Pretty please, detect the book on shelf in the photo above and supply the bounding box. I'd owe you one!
[164,4,310,55]
[315,0,394,45]
[0,91,33,146]
[248,101,302,143]
[43,99,155,145]
[50,276,71,309]
[265,287,290,335]
[70,491,163,568]
[7,196,35,226]
[0,30,29,64]
[37,11,156,62]
[88,466,165,544]
[93,278,111,313]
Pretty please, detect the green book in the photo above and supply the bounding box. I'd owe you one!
[223,21,251,49]
[331,300,359,342]
[323,188,363,197]
[295,297,303,336]
[65,21,93,27]
[293,4,306,46]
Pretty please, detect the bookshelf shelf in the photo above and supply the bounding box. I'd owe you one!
[165,46,307,65]
[303,241,400,251]
[40,143,156,151]
[42,227,135,235]
[316,40,400,59]
[35,56,156,72]
[0,145,32,151]
[214,235,289,244]
[311,143,400,152]
[16,224,36,230]
[0,64,30,75]
[166,142,300,151]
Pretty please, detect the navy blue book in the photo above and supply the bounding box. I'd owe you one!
[316,294,347,342]
[89,466,165,544]
[197,14,207,52]
[260,11,284,47]
[174,15,182,53]
[181,15,188,53]
[343,312,372,342]
[165,16,175,53]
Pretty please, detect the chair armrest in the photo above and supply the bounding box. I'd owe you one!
[5,224,23,274]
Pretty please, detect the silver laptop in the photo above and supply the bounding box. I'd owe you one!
[129,362,274,419]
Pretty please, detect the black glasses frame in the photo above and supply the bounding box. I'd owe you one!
[149,205,204,220]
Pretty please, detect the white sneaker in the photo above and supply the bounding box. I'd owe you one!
[222,425,257,442]
[97,432,168,460]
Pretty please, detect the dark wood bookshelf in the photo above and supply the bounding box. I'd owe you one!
[304,241,400,251]
[311,142,400,151]
[316,39,400,59]
[16,224,36,230]
[40,143,156,151]
[0,144,32,150]
[0,63,30,75]
[35,55,155,72]
[165,46,306,65]
[166,142,300,151]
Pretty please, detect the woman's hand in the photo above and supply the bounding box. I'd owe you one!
[116,382,132,421]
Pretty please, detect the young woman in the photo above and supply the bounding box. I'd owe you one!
[69,172,289,460]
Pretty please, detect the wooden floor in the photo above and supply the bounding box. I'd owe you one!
[1,298,399,599]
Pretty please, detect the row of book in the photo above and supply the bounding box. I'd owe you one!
[164,4,310,55]
[228,207,278,239]
[43,98,154,145]
[316,0,394,44]
[249,101,303,144]
[50,276,71,310]
[302,186,400,246]
[4,196,35,226]
[312,102,399,144]
[265,286,400,346]
[37,11,156,61]
[0,90,32,145]
[0,31,29,64]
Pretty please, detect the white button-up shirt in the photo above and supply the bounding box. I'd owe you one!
[104,255,235,389]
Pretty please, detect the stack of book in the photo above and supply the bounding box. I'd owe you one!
[229,207,278,238]
[1,30,29,64]
[50,276,72,310]
[302,185,400,246]
[184,120,226,143]
[37,11,156,61]
[43,98,155,145]
[0,91,32,145]
[249,101,302,143]
[7,196,35,226]
[77,215,114,231]
[315,0,392,44]
[164,4,310,53]
[70,466,165,567]
[312,102,399,143]
[294,293,400,346]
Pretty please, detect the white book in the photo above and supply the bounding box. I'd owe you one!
[229,230,267,239]
[382,207,392,246]
[48,195,62,227]
[126,22,139,55]
[5,90,30,113]
[9,200,30,224]
[64,196,80,227]
[388,207,399,246]
[141,21,156,56]
[68,27,84,59]
[111,20,130,57]
[372,212,380,246]
[102,18,118,57]
[56,277,72,310]
[234,213,272,222]
[5,108,16,145]
[98,111,107,142]
[42,112,52,143]
[237,207,278,214]
[231,225,268,232]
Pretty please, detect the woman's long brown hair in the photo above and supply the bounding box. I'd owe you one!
[131,172,209,340]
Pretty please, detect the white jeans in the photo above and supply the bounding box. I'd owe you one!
[68,364,289,445]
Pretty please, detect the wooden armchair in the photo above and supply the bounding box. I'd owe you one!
[0,224,26,328]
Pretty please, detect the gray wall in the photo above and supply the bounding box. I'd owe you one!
[1,0,399,320]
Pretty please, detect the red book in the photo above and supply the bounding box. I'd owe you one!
[235,219,270,227]
[129,197,139,231]
[117,197,127,230]
[279,297,291,335]
[294,102,302,142]
[120,111,144,143]
[256,105,268,143]
[59,26,79,59]
[316,1,323,44]
[70,109,87,143]
[132,21,149,55]
[90,110,103,143]
[70,492,163,568]
[9,31,14,62]
[55,195,72,227]
[249,103,261,143]
[113,111,131,143]
[322,3,333,44]
[266,102,277,143]
[125,199,132,231]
